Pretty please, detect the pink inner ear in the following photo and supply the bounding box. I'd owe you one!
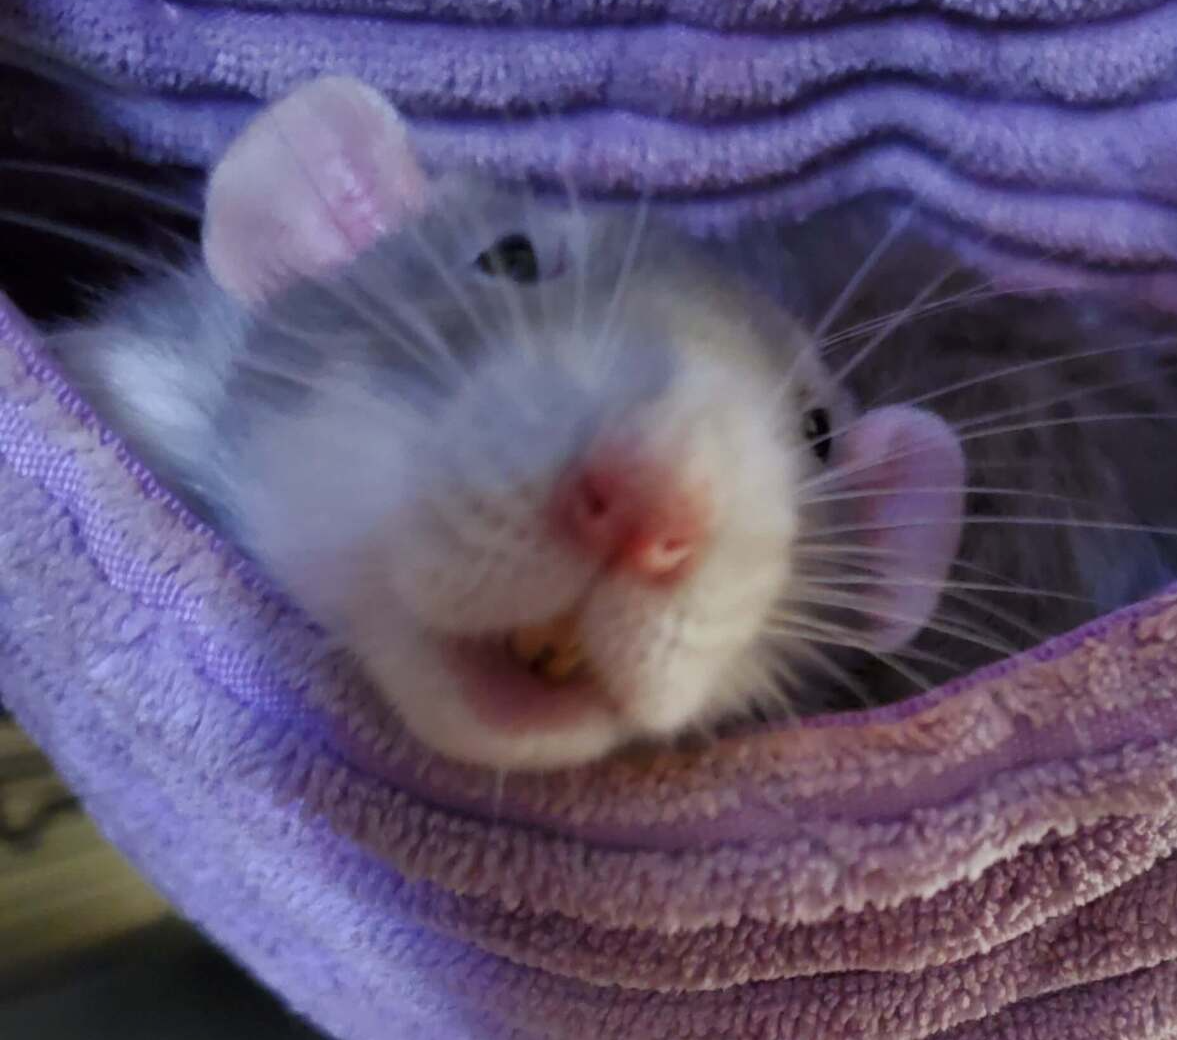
[836,405,966,651]
[202,76,430,305]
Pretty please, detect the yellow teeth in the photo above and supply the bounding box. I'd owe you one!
[506,610,587,684]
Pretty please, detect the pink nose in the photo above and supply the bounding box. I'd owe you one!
[551,439,711,583]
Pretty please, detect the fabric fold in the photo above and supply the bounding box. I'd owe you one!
[5,1,1177,1036]
[3,286,1177,1037]
[6,0,1177,296]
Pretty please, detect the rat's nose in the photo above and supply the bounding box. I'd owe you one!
[551,437,712,583]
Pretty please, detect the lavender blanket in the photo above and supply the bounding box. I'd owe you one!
[5,0,1177,300]
[4,1,1177,1038]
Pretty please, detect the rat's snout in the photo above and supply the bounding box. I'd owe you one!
[550,432,713,584]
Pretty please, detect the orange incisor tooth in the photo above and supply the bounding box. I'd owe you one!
[507,610,587,683]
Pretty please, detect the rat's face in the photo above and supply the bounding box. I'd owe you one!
[337,189,847,769]
[207,77,967,771]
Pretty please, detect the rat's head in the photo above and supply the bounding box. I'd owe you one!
[203,76,966,771]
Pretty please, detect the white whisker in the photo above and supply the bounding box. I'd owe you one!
[826,251,963,391]
[787,585,1022,657]
[800,406,1177,498]
[808,204,916,346]
[0,160,200,219]
[801,512,1177,543]
[595,193,649,367]
[0,208,175,273]
[799,572,1086,605]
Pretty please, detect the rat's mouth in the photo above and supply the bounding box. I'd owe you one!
[504,610,592,683]
[439,607,621,735]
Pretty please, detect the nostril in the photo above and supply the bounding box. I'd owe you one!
[577,474,612,522]
[551,438,713,583]
[553,465,632,556]
[629,532,696,578]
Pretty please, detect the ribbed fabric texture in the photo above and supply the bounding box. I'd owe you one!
[3,0,1177,302]
[3,283,1177,1039]
[4,2,1177,1036]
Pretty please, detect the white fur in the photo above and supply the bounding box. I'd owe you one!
[226,333,802,771]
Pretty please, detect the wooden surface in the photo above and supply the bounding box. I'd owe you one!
[0,720,172,989]
[0,718,322,1037]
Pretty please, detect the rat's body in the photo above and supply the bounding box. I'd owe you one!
[39,77,1177,770]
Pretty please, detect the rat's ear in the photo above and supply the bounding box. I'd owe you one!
[202,76,429,305]
[833,405,966,651]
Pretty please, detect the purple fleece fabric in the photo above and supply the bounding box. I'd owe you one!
[5,0,1177,304]
[4,293,1177,1040]
[4,2,1177,1038]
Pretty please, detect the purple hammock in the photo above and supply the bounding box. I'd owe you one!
[4,1,1177,1037]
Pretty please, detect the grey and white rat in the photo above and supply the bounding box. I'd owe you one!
[37,76,1177,771]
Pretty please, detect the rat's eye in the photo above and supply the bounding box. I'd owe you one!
[803,407,832,462]
[475,233,540,283]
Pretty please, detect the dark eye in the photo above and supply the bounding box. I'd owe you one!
[475,233,540,283]
[803,407,832,462]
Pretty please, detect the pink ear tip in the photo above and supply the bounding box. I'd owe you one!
[852,405,966,482]
[201,72,427,305]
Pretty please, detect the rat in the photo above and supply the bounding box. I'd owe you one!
[34,75,1177,772]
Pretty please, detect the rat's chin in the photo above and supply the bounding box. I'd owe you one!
[372,625,633,772]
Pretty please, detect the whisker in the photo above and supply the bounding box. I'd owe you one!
[795,334,1177,492]
[761,661,804,720]
[429,195,536,370]
[765,616,938,697]
[738,662,801,721]
[960,408,1177,447]
[309,270,465,387]
[786,586,1022,658]
[825,250,964,392]
[230,352,426,435]
[796,540,1031,586]
[800,405,1177,498]
[0,208,175,274]
[770,613,963,674]
[908,581,1050,645]
[781,635,874,708]
[860,647,933,695]
[516,180,554,339]
[0,160,200,218]
[257,105,467,386]
[595,191,649,368]
[820,277,1062,352]
[808,203,916,347]
[905,333,1177,418]
[801,512,1177,542]
[556,172,591,363]
[954,376,1177,437]
[799,573,1087,605]
[801,483,1101,511]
